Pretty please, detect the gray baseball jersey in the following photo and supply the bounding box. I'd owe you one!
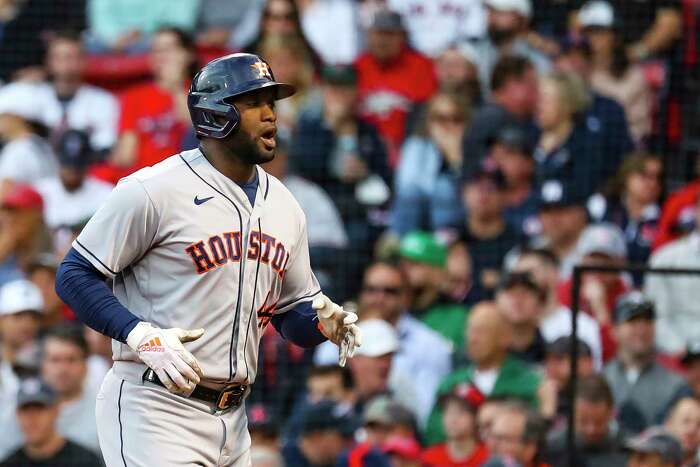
[74,148,321,385]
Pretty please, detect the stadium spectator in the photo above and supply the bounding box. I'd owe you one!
[98,27,196,183]
[0,185,51,284]
[682,343,700,400]
[487,125,538,234]
[476,398,508,442]
[398,231,469,349]
[664,397,700,467]
[298,0,361,65]
[604,292,688,435]
[511,247,603,369]
[382,435,423,467]
[26,255,64,328]
[258,34,317,141]
[494,272,547,364]
[653,173,700,251]
[588,153,663,286]
[282,399,390,467]
[0,82,57,189]
[533,180,589,278]
[535,70,623,198]
[40,325,99,453]
[625,426,684,467]
[645,196,700,354]
[248,403,280,451]
[251,446,283,467]
[445,241,479,305]
[558,223,630,359]
[538,337,595,430]
[421,385,490,466]
[471,0,551,97]
[545,375,628,467]
[434,45,482,106]
[41,31,119,155]
[391,91,470,234]
[316,261,452,425]
[195,0,265,50]
[85,0,200,54]
[34,129,113,231]
[578,1,652,144]
[0,280,44,379]
[485,402,548,467]
[387,0,487,57]
[458,165,524,299]
[355,9,437,166]
[0,378,101,467]
[362,395,418,446]
[425,301,541,445]
[461,55,539,175]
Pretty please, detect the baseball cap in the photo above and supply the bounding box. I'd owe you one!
[382,436,422,461]
[490,125,535,157]
[441,382,486,412]
[614,291,655,324]
[299,400,356,437]
[482,456,524,467]
[0,82,47,124]
[682,340,700,365]
[496,271,545,300]
[537,179,587,209]
[247,403,279,436]
[321,65,357,85]
[576,223,627,258]
[463,164,507,190]
[369,9,404,31]
[578,1,615,29]
[0,279,45,316]
[363,395,415,427]
[54,129,93,168]
[16,378,57,409]
[483,0,532,19]
[546,336,592,357]
[2,184,44,211]
[625,426,683,465]
[355,319,399,357]
[399,231,447,268]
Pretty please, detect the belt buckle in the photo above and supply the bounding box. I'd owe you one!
[216,384,246,411]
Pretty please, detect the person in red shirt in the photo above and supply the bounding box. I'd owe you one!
[653,179,700,251]
[422,384,489,467]
[93,27,197,183]
[355,9,437,167]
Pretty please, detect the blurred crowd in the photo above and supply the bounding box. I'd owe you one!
[1,0,700,466]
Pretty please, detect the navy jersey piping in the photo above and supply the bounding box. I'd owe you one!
[241,217,263,382]
[180,153,246,382]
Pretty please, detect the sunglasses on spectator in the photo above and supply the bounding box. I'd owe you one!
[429,113,464,124]
[362,285,402,296]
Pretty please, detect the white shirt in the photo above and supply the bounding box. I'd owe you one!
[0,136,58,184]
[472,367,498,395]
[301,0,361,64]
[387,0,486,56]
[34,176,114,229]
[541,305,603,370]
[0,361,21,460]
[40,83,119,151]
[56,383,100,453]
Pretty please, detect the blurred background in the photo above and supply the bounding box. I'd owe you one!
[1,0,700,466]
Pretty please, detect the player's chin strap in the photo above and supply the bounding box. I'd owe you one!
[312,294,362,366]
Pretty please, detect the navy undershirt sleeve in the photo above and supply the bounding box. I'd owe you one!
[271,301,327,348]
[55,247,142,343]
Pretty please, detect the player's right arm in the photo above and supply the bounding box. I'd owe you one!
[55,178,203,394]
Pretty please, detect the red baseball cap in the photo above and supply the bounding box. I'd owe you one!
[2,184,44,211]
[382,436,422,460]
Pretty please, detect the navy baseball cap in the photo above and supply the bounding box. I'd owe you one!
[300,400,357,437]
[16,378,56,408]
[546,336,592,357]
[682,340,700,365]
[625,426,683,465]
[538,179,587,209]
[614,291,655,324]
[496,271,545,301]
[490,125,535,157]
[54,129,93,168]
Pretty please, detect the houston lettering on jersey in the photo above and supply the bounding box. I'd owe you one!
[184,231,289,277]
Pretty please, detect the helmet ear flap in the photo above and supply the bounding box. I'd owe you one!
[188,93,240,139]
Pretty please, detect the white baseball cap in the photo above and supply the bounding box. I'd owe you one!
[0,82,49,125]
[483,0,532,19]
[0,280,45,316]
[355,319,399,357]
[577,223,627,259]
[578,1,615,29]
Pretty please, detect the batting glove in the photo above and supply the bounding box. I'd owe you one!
[312,294,362,367]
[127,322,205,395]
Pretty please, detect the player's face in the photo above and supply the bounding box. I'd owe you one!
[227,88,278,164]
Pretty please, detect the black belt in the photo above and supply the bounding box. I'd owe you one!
[142,369,247,411]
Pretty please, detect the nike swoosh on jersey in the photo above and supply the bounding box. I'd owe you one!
[194,195,214,205]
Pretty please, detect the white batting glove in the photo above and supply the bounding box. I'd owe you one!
[127,322,205,395]
[312,294,362,367]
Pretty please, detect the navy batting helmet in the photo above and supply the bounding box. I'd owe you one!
[187,53,295,139]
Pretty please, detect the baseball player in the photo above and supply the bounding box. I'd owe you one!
[55,53,361,467]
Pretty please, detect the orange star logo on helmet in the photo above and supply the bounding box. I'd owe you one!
[251,61,272,80]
